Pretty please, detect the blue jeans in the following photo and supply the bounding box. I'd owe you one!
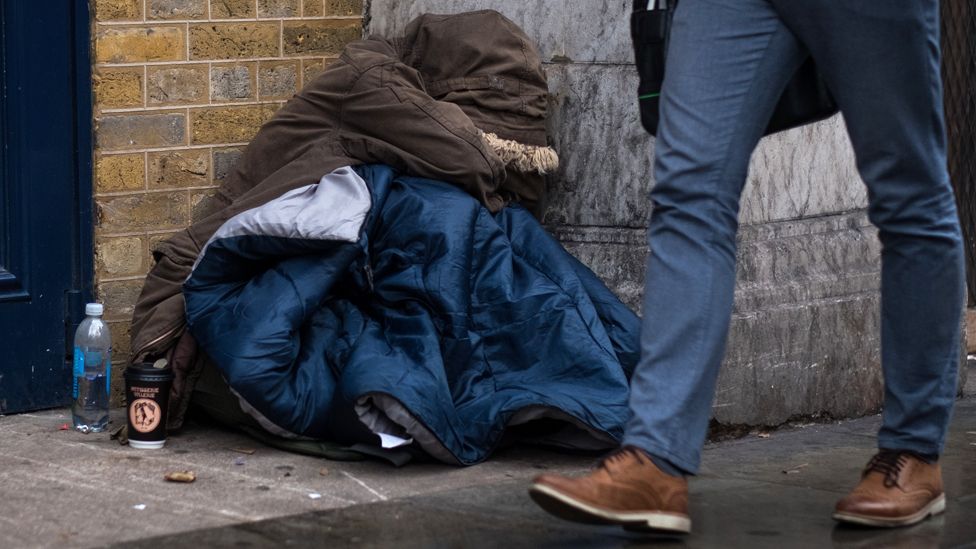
[623,0,965,474]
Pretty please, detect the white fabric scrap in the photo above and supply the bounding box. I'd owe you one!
[378,433,413,449]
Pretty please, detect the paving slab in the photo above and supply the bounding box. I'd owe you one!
[1,399,974,548]
[114,475,976,549]
[0,409,591,548]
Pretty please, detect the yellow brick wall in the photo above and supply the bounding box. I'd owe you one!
[92,0,362,400]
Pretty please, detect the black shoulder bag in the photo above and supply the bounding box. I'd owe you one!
[630,0,838,137]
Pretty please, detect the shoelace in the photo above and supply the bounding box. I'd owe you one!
[864,450,913,488]
[599,446,652,473]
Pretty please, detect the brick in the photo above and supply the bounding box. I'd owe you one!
[213,147,244,181]
[210,0,256,18]
[301,58,327,87]
[96,154,145,193]
[190,104,279,144]
[148,0,207,19]
[324,0,362,16]
[96,236,147,277]
[107,321,131,404]
[191,189,220,221]
[303,0,324,17]
[258,0,300,18]
[148,150,210,188]
[108,322,132,364]
[147,65,209,105]
[94,68,144,109]
[97,191,190,233]
[96,113,186,150]
[190,23,280,60]
[97,279,145,322]
[95,26,185,64]
[283,20,360,56]
[258,61,298,99]
[211,63,255,101]
[95,0,143,21]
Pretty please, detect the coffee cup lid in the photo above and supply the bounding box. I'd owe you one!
[125,360,174,381]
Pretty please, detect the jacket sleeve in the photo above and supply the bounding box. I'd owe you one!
[338,60,508,211]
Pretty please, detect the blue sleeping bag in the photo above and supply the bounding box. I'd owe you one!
[184,164,639,465]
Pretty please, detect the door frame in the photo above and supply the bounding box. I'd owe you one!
[0,1,93,412]
[72,0,95,314]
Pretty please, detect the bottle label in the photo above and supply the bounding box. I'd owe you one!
[72,347,83,398]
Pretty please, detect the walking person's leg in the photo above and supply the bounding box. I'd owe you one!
[529,0,807,533]
[620,0,809,475]
[772,0,965,527]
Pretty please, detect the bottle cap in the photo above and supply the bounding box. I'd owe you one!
[85,303,104,316]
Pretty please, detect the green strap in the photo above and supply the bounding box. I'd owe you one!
[639,92,661,100]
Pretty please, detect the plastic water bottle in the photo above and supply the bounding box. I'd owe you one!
[72,303,111,433]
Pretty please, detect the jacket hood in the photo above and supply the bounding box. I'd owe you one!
[395,10,552,152]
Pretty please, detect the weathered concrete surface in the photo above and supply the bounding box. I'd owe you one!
[6,400,974,548]
[967,355,976,395]
[545,66,862,228]
[556,213,886,425]
[365,0,908,426]
[967,308,976,353]
[367,0,635,65]
[0,409,592,548]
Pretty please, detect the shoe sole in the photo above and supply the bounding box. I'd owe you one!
[832,494,946,528]
[528,483,692,534]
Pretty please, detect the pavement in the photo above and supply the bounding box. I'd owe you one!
[1,397,974,548]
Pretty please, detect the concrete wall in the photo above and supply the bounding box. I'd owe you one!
[366,0,899,426]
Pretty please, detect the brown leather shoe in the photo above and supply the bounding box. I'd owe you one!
[833,450,946,527]
[528,447,691,534]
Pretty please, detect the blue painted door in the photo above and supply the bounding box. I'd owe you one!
[0,2,93,414]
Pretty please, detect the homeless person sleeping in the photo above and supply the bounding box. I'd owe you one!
[128,10,641,466]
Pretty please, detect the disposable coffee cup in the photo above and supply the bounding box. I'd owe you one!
[124,360,174,449]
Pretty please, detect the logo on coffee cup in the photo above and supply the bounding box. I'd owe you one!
[129,398,162,433]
